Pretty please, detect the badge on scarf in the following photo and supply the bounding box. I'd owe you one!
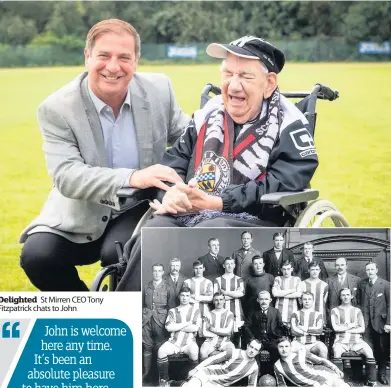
[195,151,230,194]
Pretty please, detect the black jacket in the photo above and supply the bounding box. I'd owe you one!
[357,277,390,333]
[198,253,225,280]
[295,257,328,281]
[244,306,284,343]
[156,100,318,218]
[263,248,295,277]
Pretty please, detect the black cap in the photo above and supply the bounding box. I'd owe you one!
[206,35,285,74]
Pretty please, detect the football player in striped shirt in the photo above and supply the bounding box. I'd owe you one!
[213,257,245,346]
[200,292,235,361]
[299,261,328,317]
[291,291,328,358]
[180,339,262,387]
[274,337,348,387]
[331,287,377,387]
[184,261,213,331]
[157,286,201,386]
[272,260,302,326]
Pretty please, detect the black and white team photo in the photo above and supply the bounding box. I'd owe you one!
[140,228,390,387]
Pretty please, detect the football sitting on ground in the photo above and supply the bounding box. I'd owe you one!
[258,374,277,386]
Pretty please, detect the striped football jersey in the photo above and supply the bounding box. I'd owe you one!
[198,348,259,387]
[274,276,301,323]
[274,352,335,386]
[299,279,328,316]
[203,308,234,348]
[331,305,364,344]
[184,277,213,317]
[291,309,323,344]
[214,275,244,331]
[166,304,201,347]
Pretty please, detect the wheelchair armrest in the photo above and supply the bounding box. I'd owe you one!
[260,189,319,206]
[117,187,144,199]
[116,187,155,208]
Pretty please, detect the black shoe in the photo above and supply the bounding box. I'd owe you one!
[378,375,388,385]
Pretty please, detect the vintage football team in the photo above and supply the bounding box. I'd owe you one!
[142,232,390,387]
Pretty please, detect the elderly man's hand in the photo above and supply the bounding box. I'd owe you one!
[176,179,223,212]
[149,179,224,215]
[149,184,193,215]
[129,164,183,191]
[163,184,193,214]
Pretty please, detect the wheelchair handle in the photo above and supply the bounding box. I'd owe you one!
[202,83,221,96]
[200,83,222,108]
[114,241,126,267]
[313,83,339,101]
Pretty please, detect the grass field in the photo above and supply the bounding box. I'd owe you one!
[0,62,390,291]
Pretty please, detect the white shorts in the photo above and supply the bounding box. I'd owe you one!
[203,337,232,351]
[291,340,323,352]
[333,341,366,353]
[191,370,224,387]
[163,340,196,355]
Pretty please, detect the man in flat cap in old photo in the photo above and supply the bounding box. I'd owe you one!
[118,36,319,291]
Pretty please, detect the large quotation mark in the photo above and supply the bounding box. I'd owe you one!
[1,322,20,338]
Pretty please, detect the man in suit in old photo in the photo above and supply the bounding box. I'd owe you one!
[198,237,225,281]
[20,18,189,291]
[244,290,284,364]
[263,232,294,277]
[163,258,186,302]
[326,257,360,319]
[232,231,261,280]
[295,242,328,281]
[357,262,390,385]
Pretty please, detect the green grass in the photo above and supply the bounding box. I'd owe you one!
[0,62,390,291]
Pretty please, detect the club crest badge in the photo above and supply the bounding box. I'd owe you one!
[194,151,230,194]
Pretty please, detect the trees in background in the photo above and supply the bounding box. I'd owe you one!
[0,1,389,46]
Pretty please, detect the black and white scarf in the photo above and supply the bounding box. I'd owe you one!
[186,87,283,194]
[176,88,285,226]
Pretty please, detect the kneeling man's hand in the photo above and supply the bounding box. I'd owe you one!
[129,164,183,191]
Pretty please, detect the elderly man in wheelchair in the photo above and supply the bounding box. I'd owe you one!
[148,35,318,227]
[114,35,346,292]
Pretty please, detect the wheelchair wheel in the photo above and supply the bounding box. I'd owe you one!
[294,199,349,227]
[90,265,119,292]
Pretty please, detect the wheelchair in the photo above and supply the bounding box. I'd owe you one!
[90,82,349,292]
